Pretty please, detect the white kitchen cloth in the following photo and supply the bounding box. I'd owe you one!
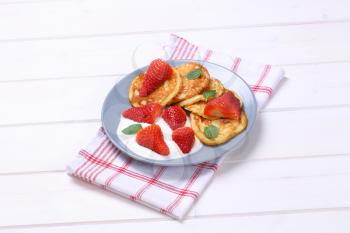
[67,34,285,220]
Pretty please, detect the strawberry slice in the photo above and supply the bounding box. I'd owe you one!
[204,92,241,120]
[172,127,195,154]
[162,105,187,130]
[136,124,169,156]
[122,103,162,124]
[139,59,173,97]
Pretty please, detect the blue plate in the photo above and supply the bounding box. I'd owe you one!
[101,60,257,166]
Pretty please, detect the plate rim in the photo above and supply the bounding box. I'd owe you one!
[101,59,257,166]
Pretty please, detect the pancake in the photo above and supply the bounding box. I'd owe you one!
[177,95,204,107]
[206,78,226,97]
[128,68,181,107]
[172,62,210,103]
[190,112,247,145]
[177,78,225,107]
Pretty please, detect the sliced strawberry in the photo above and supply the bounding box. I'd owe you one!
[122,103,162,124]
[139,59,173,97]
[172,127,195,154]
[162,105,187,130]
[136,124,169,156]
[204,92,241,120]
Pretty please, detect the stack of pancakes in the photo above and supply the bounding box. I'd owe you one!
[129,62,247,146]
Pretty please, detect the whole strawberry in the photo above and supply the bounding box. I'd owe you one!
[136,124,169,156]
[162,105,187,130]
[172,127,195,154]
[140,59,173,97]
[122,103,162,124]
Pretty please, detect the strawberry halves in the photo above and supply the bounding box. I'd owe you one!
[172,127,195,154]
[122,103,162,124]
[136,124,169,156]
[139,59,173,97]
[162,105,187,130]
[204,92,241,120]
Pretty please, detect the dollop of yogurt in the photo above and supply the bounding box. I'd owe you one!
[117,116,203,160]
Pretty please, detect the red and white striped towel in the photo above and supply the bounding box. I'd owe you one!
[67,34,285,220]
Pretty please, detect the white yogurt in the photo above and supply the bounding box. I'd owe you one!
[117,116,203,160]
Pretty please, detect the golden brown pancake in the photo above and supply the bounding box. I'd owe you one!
[172,62,210,103]
[177,78,225,107]
[190,112,247,145]
[128,68,181,107]
[206,78,226,97]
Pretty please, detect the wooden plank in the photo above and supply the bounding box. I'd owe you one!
[269,62,350,109]
[2,210,350,233]
[0,121,100,173]
[0,76,116,125]
[199,156,350,215]
[0,61,350,125]
[0,0,349,41]
[0,107,349,173]
[0,172,163,226]
[0,155,349,226]
[1,23,350,81]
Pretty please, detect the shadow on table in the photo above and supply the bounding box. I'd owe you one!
[217,115,263,176]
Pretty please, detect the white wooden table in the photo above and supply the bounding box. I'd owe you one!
[1,0,350,232]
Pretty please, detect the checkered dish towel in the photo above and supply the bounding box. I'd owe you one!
[67,34,285,220]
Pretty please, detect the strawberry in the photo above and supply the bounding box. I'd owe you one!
[204,92,241,120]
[122,103,162,124]
[136,124,169,156]
[162,105,187,130]
[140,59,173,97]
[172,127,195,154]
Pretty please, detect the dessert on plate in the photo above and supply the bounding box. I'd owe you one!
[120,58,247,156]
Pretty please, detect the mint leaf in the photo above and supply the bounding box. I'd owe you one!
[186,68,203,80]
[122,124,142,135]
[204,125,219,139]
[203,90,217,100]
